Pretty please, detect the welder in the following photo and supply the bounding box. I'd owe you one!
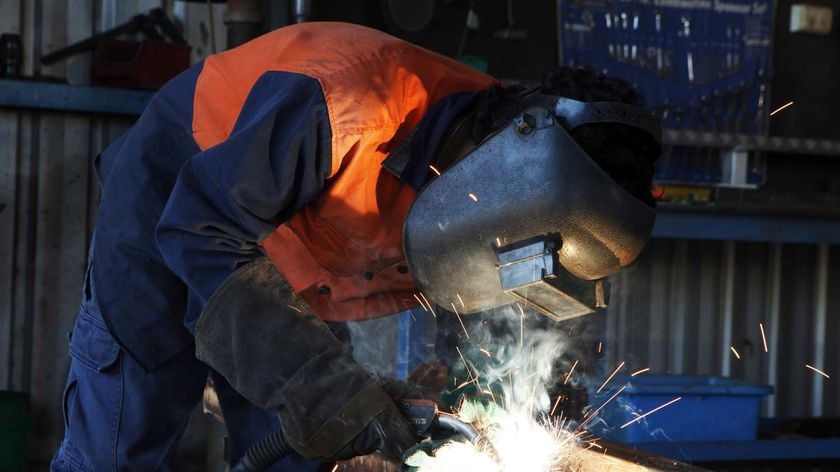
[52,22,660,471]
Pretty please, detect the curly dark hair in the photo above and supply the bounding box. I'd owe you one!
[472,67,660,207]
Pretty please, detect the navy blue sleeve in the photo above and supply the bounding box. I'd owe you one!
[155,71,332,331]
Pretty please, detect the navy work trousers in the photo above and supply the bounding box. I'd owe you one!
[50,270,321,471]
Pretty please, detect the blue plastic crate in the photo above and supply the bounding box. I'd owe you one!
[587,375,772,443]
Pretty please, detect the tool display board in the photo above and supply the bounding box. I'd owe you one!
[559,0,775,186]
[559,0,774,134]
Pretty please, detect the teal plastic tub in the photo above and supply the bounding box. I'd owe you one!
[588,375,772,442]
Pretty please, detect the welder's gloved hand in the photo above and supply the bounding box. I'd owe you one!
[194,258,418,462]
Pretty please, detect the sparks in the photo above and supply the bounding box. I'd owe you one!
[730,346,741,359]
[468,193,478,202]
[495,237,502,246]
[631,367,650,377]
[456,293,466,308]
[805,364,830,379]
[330,465,338,472]
[769,101,794,116]
[479,348,493,358]
[620,397,682,429]
[563,360,579,385]
[759,322,768,353]
[287,305,302,313]
[519,306,525,349]
[455,347,474,380]
[579,386,626,428]
[429,164,441,176]
[550,394,565,416]
[596,361,625,394]
[413,293,428,312]
[451,303,470,339]
[597,341,603,353]
[418,292,436,317]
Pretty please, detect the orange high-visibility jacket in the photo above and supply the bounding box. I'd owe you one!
[93,22,495,369]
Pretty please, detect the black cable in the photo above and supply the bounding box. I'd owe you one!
[230,428,294,472]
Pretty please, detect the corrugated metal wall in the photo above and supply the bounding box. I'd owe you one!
[605,239,840,418]
[0,0,226,467]
[2,0,839,468]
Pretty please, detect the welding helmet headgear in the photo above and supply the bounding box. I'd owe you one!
[403,95,661,321]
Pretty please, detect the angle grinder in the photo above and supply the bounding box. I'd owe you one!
[231,399,490,472]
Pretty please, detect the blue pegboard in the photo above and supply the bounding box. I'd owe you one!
[560,0,774,134]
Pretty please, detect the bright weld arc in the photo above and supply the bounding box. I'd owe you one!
[620,397,683,429]
[760,322,768,353]
[770,101,794,116]
[730,346,741,359]
[631,367,650,376]
[451,302,470,339]
[597,361,625,394]
[805,364,830,379]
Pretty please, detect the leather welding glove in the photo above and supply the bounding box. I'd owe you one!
[194,257,417,461]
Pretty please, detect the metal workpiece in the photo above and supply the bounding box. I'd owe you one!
[403,105,654,317]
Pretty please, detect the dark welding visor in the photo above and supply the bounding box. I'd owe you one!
[403,95,659,321]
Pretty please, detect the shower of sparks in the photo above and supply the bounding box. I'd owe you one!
[550,394,564,416]
[760,323,768,353]
[413,293,429,312]
[456,293,466,308]
[596,361,625,394]
[451,303,470,339]
[620,397,682,429]
[769,101,794,116]
[597,341,603,353]
[579,386,627,429]
[730,346,741,359]
[418,292,436,317]
[631,367,650,377]
[564,360,579,385]
[287,305,302,313]
[468,193,479,202]
[805,364,830,379]
[429,164,441,176]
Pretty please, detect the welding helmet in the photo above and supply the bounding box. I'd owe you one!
[403,94,661,321]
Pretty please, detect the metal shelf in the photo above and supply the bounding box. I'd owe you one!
[653,208,840,245]
[663,129,840,156]
[0,79,153,115]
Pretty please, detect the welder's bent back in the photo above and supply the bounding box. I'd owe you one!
[92,22,495,371]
